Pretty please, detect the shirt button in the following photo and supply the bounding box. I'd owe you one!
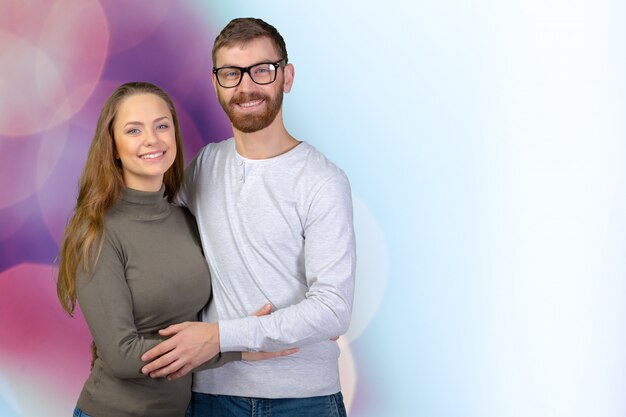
[237,159,244,166]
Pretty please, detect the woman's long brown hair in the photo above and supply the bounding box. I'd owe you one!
[57,82,185,315]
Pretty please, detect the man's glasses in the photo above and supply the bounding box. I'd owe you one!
[213,61,284,88]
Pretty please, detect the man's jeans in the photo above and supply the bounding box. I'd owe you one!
[186,392,348,417]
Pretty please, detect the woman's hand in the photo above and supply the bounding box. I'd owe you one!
[242,348,299,361]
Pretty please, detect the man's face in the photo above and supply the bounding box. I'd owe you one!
[212,37,293,133]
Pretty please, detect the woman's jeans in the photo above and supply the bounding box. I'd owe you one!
[186,392,348,417]
[72,406,93,417]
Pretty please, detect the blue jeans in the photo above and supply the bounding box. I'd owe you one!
[186,392,347,417]
[72,407,93,417]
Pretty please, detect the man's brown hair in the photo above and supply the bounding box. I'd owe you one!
[212,18,288,66]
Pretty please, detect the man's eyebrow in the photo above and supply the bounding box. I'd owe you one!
[217,59,279,68]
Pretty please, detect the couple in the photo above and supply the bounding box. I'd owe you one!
[56,17,356,417]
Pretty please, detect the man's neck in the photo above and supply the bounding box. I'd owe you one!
[233,119,299,160]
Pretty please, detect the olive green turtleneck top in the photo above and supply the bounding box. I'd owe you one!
[76,187,239,417]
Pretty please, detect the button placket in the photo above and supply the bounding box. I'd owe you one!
[236,158,245,182]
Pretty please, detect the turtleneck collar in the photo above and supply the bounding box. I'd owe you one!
[113,185,171,221]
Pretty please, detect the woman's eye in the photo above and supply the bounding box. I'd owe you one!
[157,124,169,130]
[127,128,140,134]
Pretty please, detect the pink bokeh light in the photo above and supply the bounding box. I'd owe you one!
[0,199,35,241]
[0,122,70,209]
[0,0,108,137]
[0,263,91,403]
[99,0,175,54]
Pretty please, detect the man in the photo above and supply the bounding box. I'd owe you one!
[141,17,355,416]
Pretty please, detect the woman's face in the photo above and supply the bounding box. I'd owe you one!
[113,93,177,192]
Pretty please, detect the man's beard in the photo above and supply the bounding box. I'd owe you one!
[218,88,284,133]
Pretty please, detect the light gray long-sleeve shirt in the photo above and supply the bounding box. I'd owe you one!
[179,138,356,398]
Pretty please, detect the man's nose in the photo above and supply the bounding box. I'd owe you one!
[237,70,256,90]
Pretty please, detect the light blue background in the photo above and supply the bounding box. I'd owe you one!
[200,1,626,416]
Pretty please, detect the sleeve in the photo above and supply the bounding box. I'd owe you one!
[193,351,242,372]
[175,145,204,209]
[218,172,356,351]
[76,233,167,379]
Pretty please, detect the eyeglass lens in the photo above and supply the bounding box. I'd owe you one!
[217,63,277,87]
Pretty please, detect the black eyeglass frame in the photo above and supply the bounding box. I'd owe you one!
[212,60,284,88]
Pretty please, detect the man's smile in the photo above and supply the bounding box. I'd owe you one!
[237,99,264,109]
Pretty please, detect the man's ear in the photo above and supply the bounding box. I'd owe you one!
[283,63,294,93]
[211,73,219,97]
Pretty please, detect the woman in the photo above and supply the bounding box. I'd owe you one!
[57,82,290,417]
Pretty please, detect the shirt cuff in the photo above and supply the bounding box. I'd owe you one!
[219,316,254,352]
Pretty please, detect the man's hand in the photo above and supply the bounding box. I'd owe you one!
[241,304,301,360]
[141,304,281,380]
[141,321,220,380]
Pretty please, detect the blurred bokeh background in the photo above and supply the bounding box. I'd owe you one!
[1,1,625,416]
